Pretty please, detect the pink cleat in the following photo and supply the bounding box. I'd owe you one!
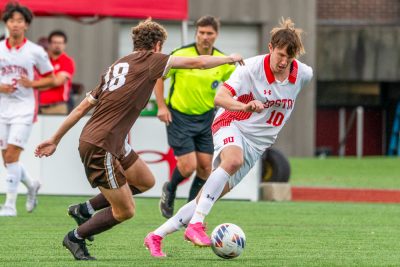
[144,233,166,258]
[184,222,211,247]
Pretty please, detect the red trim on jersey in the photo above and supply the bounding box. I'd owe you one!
[264,54,298,84]
[288,60,298,84]
[6,38,27,50]
[223,82,236,96]
[212,92,255,134]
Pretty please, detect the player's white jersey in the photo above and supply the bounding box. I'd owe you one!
[212,54,313,154]
[0,38,53,124]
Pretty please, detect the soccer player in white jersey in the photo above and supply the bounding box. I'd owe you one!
[144,18,313,257]
[0,3,55,216]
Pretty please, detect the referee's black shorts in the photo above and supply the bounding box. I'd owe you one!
[167,107,214,157]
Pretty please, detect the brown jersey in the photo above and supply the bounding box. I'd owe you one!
[79,51,170,158]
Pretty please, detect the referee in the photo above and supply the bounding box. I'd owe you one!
[155,15,235,218]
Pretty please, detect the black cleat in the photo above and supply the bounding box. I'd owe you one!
[68,204,94,242]
[62,234,96,260]
[159,182,175,219]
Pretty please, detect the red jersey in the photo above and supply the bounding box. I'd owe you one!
[39,52,75,105]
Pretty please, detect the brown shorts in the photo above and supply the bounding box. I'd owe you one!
[78,141,138,189]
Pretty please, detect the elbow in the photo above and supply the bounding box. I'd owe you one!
[214,95,222,107]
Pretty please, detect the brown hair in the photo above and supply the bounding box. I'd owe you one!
[270,17,305,58]
[131,19,168,51]
[195,15,220,32]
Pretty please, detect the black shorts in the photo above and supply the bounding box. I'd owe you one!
[167,107,214,156]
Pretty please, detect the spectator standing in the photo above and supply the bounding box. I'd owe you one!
[39,30,75,114]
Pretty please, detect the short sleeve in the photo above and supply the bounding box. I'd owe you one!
[149,53,170,81]
[301,65,313,88]
[59,56,75,78]
[34,47,53,75]
[223,65,247,97]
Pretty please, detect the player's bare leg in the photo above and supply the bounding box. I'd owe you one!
[63,183,134,260]
[187,152,212,202]
[68,158,154,241]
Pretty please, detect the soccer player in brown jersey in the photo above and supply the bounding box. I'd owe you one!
[34,19,244,261]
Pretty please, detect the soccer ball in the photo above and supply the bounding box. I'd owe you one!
[210,223,246,259]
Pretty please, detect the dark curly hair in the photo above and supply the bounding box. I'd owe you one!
[131,19,168,51]
[2,2,33,24]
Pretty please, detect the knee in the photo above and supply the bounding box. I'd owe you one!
[140,175,155,192]
[113,205,135,221]
[177,161,196,177]
[197,165,212,178]
[222,157,243,175]
[3,152,17,164]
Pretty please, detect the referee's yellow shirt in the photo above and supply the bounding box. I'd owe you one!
[165,43,235,115]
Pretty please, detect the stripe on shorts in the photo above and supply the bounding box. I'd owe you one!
[105,152,118,189]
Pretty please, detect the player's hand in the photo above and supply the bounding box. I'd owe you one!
[229,54,245,66]
[244,100,264,113]
[157,105,172,126]
[17,75,33,88]
[35,139,57,158]
[0,84,16,94]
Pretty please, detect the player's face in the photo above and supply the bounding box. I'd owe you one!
[49,36,66,56]
[195,26,218,52]
[268,44,295,74]
[6,12,28,39]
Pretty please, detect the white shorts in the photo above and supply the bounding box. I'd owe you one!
[212,124,262,189]
[0,123,33,150]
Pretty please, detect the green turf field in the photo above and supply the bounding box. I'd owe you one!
[290,157,400,189]
[1,195,400,266]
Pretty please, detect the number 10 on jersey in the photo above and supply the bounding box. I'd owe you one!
[266,110,284,126]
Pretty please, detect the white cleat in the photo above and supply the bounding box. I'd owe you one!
[26,181,41,213]
[0,205,17,216]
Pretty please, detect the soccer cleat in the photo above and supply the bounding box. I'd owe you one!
[68,204,94,242]
[62,234,96,260]
[0,205,17,217]
[184,222,211,247]
[26,180,41,213]
[144,232,166,258]
[159,182,175,219]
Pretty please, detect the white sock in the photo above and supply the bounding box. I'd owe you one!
[19,163,34,189]
[4,162,22,208]
[154,200,197,238]
[189,167,230,224]
[86,200,95,215]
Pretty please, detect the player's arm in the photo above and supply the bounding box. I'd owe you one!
[215,85,264,113]
[34,96,96,158]
[18,72,56,90]
[169,53,244,69]
[154,78,172,125]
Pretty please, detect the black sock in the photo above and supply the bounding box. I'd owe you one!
[188,176,206,202]
[68,230,82,243]
[168,168,185,193]
[79,203,91,218]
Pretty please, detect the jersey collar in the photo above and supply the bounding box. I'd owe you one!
[6,37,27,50]
[263,54,298,84]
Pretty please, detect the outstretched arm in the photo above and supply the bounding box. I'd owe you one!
[215,86,264,113]
[170,53,244,69]
[35,97,95,158]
